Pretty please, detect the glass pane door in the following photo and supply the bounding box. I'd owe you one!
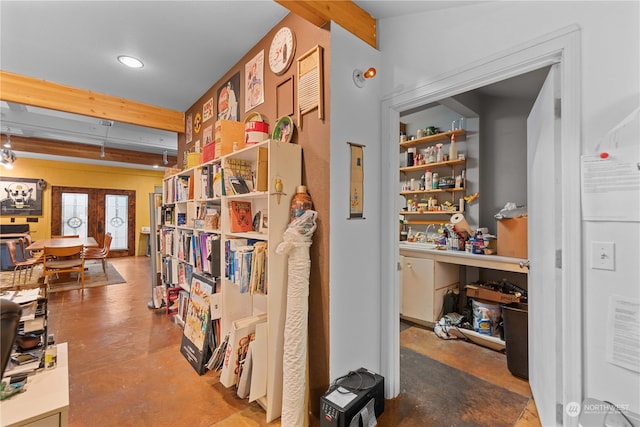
[105,194,128,251]
[52,186,136,257]
[61,192,88,237]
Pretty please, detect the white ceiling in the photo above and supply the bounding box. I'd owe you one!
[0,1,486,167]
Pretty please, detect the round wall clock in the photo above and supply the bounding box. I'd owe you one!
[269,26,296,76]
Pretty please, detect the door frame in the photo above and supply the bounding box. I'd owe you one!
[51,186,136,257]
[380,25,582,425]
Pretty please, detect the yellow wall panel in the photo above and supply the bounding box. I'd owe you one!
[0,158,163,256]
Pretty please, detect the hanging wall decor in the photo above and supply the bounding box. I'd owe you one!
[276,76,294,118]
[245,51,265,112]
[186,112,193,144]
[0,177,43,216]
[348,142,365,219]
[217,72,240,121]
[296,45,324,129]
[203,97,214,122]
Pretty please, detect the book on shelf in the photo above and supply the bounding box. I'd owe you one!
[178,290,190,320]
[213,169,225,198]
[199,233,221,277]
[235,245,254,294]
[249,241,268,295]
[223,158,254,195]
[204,208,220,230]
[228,176,251,195]
[219,313,267,388]
[228,200,253,232]
[200,165,210,199]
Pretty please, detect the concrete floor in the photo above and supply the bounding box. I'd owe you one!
[45,256,540,426]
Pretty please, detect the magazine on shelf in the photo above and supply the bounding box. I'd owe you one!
[228,200,253,232]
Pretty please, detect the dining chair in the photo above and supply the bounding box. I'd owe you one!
[42,245,85,292]
[84,233,112,279]
[19,236,44,263]
[6,240,41,286]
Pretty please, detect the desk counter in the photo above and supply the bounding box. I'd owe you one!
[1,343,69,427]
[399,242,529,274]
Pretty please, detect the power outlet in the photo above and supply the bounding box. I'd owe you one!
[591,241,615,271]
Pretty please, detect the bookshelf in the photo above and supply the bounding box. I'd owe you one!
[160,138,301,422]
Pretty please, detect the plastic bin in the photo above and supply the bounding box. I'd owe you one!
[502,302,528,379]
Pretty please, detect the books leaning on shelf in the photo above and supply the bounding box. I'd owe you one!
[228,176,251,195]
[223,158,254,195]
[224,239,267,294]
[219,313,267,388]
[201,163,224,199]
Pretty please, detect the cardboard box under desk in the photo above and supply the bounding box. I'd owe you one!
[215,119,245,158]
[496,216,528,259]
[465,284,521,304]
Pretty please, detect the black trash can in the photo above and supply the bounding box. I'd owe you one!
[502,302,528,379]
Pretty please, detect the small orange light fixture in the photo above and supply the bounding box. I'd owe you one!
[353,67,377,88]
[363,67,376,79]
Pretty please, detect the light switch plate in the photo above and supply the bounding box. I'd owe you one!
[591,241,615,271]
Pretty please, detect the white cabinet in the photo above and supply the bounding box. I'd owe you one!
[400,255,458,324]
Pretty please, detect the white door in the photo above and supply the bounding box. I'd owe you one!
[527,63,563,426]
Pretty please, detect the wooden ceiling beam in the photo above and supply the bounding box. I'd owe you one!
[0,70,184,133]
[2,134,177,168]
[276,0,377,49]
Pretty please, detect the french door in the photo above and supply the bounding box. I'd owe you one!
[51,186,135,257]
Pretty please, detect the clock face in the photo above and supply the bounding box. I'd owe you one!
[269,27,295,76]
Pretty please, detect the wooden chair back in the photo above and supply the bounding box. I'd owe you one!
[43,245,86,291]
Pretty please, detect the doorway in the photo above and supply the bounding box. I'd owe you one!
[51,186,135,257]
[380,27,582,426]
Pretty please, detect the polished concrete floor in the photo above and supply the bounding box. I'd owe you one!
[44,256,540,426]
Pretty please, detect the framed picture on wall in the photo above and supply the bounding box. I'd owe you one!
[245,50,265,112]
[0,177,43,216]
[217,72,240,121]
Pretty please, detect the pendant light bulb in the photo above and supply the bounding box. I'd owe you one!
[3,134,11,149]
[100,142,105,158]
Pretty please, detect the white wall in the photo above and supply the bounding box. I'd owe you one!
[479,94,531,229]
[329,24,383,380]
[375,0,639,414]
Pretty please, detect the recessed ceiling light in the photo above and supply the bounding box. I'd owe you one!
[117,55,144,69]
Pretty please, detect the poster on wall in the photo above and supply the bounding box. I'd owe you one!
[245,50,264,112]
[203,97,214,122]
[348,142,365,219]
[217,72,240,121]
[0,177,43,216]
[186,112,193,144]
[180,273,214,375]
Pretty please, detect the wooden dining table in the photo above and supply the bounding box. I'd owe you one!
[26,237,99,251]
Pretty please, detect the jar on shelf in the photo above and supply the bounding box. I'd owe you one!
[290,185,313,220]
